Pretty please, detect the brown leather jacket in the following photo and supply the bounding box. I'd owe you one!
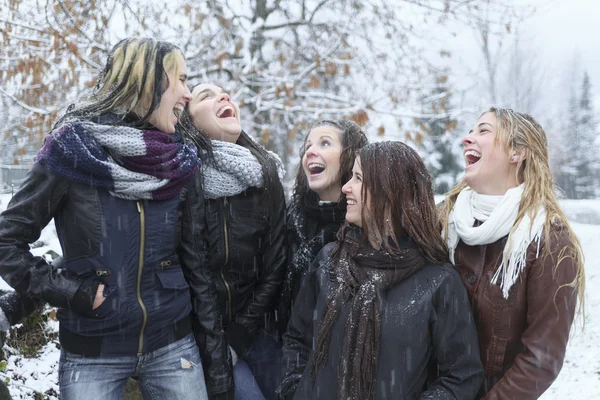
[453,221,578,400]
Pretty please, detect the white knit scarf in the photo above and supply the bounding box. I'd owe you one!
[446,185,546,298]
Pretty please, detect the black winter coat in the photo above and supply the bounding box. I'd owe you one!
[279,243,483,400]
[198,184,287,358]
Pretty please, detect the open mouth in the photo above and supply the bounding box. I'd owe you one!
[346,198,357,206]
[464,150,481,166]
[216,105,235,119]
[308,163,325,176]
[173,104,184,120]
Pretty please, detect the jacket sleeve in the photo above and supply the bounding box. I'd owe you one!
[276,202,301,337]
[178,172,234,398]
[0,290,46,329]
[0,163,97,314]
[484,227,578,400]
[421,267,483,400]
[0,255,68,328]
[278,259,319,400]
[229,182,287,354]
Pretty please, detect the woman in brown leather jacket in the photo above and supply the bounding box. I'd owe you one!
[439,107,585,399]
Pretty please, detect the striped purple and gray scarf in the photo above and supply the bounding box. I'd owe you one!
[36,120,199,200]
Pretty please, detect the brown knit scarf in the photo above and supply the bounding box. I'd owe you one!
[312,227,426,400]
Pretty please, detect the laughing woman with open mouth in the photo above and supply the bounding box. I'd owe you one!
[439,108,585,399]
[0,38,213,400]
[278,120,368,338]
[179,83,287,400]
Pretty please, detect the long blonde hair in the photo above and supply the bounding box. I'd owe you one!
[439,107,585,320]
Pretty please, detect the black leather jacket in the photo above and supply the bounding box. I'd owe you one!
[0,163,233,396]
[280,243,483,400]
[199,184,286,357]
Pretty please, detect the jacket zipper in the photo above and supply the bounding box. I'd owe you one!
[136,200,148,356]
[221,197,232,322]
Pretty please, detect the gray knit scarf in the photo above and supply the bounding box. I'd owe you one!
[202,141,265,199]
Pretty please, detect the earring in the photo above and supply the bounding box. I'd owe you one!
[510,156,515,162]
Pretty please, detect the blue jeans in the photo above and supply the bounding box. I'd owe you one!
[234,358,265,400]
[59,333,208,400]
[245,331,282,400]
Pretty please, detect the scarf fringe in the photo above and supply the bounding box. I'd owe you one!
[313,229,424,400]
[491,224,543,298]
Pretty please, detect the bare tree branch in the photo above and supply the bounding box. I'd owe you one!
[0,18,46,32]
[0,88,50,115]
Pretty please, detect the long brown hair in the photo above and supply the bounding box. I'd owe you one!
[292,119,368,203]
[439,107,585,319]
[342,141,449,265]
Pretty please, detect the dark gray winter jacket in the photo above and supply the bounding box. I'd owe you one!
[279,243,484,400]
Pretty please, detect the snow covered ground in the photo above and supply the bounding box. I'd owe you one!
[0,194,599,399]
[539,218,600,400]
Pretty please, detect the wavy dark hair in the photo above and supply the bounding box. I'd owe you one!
[336,141,449,265]
[179,83,283,215]
[55,37,184,129]
[292,120,368,203]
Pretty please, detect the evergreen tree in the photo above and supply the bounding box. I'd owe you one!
[559,72,599,199]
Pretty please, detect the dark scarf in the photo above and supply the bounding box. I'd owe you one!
[289,192,346,272]
[36,119,199,200]
[313,226,426,400]
[280,193,346,332]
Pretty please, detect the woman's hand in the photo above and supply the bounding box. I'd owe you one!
[92,283,105,310]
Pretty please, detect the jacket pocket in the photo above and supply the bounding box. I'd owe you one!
[232,210,269,254]
[482,270,518,308]
[88,285,119,319]
[156,266,189,290]
[64,259,99,278]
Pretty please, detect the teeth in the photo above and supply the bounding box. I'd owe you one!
[347,199,357,205]
[464,150,481,159]
[308,163,325,170]
[173,104,184,118]
[216,106,234,118]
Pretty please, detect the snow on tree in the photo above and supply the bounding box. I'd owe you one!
[557,71,599,199]
[415,73,463,194]
[1,0,520,183]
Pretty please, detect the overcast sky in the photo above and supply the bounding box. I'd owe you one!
[527,0,600,104]
[437,0,600,123]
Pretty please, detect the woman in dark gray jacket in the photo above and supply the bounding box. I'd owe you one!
[279,141,483,400]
